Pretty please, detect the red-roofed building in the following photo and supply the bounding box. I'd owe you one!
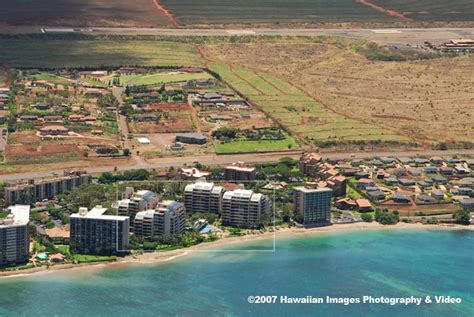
[224,162,256,181]
[39,125,70,136]
[356,199,372,212]
[299,152,322,175]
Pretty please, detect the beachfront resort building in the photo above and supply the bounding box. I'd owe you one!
[117,188,159,226]
[221,189,271,228]
[293,187,332,226]
[224,162,256,181]
[5,170,91,205]
[70,206,130,255]
[184,181,225,213]
[0,205,30,267]
[134,201,186,238]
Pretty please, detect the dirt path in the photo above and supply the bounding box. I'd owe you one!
[151,0,179,27]
[190,106,202,133]
[112,87,131,151]
[356,0,413,22]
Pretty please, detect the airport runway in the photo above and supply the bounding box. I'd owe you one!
[2,26,473,45]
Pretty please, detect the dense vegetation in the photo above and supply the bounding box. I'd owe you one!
[374,209,400,225]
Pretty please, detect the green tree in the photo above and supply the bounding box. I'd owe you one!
[374,208,399,225]
[361,213,373,223]
[57,184,117,210]
[453,209,470,225]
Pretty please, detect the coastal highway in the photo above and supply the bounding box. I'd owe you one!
[2,26,474,45]
[1,149,473,182]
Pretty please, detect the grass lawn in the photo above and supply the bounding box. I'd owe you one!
[0,39,203,68]
[347,186,363,200]
[214,134,298,154]
[71,254,117,263]
[56,245,70,255]
[28,72,70,85]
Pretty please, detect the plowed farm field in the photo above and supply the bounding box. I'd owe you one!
[0,0,173,27]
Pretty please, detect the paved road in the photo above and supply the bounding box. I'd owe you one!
[2,26,474,45]
[1,149,473,182]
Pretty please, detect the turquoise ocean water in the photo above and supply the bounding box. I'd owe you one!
[0,229,472,316]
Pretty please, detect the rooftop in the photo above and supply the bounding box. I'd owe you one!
[0,205,30,227]
[71,206,128,221]
[294,186,332,193]
[176,133,206,140]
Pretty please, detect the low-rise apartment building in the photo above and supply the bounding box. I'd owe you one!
[299,153,322,176]
[224,162,256,181]
[5,170,91,205]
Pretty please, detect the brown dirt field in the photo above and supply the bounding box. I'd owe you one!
[203,38,474,144]
[5,143,83,165]
[382,202,458,216]
[0,0,172,27]
[10,132,40,144]
[0,156,133,175]
[131,133,213,159]
[6,144,81,156]
[131,118,194,134]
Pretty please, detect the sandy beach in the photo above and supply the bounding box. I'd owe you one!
[1,222,472,279]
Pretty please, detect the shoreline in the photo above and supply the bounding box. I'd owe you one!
[1,222,472,279]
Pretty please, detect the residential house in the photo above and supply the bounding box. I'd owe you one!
[367,190,386,201]
[424,166,438,174]
[399,178,416,187]
[459,198,474,211]
[431,189,445,200]
[39,125,70,136]
[357,178,375,189]
[393,192,410,204]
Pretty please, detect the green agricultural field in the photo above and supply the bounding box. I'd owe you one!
[161,0,396,24]
[214,134,298,154]
[209,62,408,144]
[27,72,70,85]
[372,0,474,22]
[0,39,203,68]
